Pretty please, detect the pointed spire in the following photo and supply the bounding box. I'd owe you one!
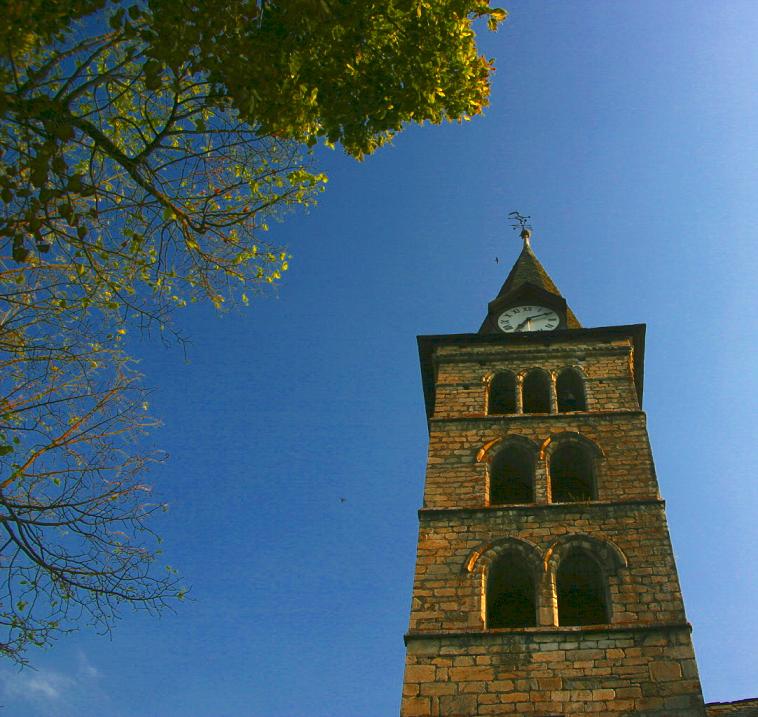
[494,230,565,302]
[520,227,532,248]
[480,225,581,332]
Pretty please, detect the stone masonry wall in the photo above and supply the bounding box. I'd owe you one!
[432,338,639,420]
[402,626,705,717]
[423,413,658,509]
[408,502,686,632]
[400,332,706,716]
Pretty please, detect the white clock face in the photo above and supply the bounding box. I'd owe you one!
[497,305,560,333]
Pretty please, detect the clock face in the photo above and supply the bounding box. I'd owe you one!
[497,305,560,333]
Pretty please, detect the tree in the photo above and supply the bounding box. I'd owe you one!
[3,1,507,157]
[142,0,506,157]
[0,0,507,661]
[0,267,175,661]
[0,28,320,322]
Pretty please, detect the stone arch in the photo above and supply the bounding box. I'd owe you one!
[545,534,628,627]
[481,436,540,505]
[466,537,542,629]
[521,368,551,414]
[556,366,587,412]
[539,431,604,461]
[486,370,517,415]
[487,553,538,628]
[465,535,542,575]
[557,551,607,625]
[541,432,604,502]
[476,434,540,464]
[544,533,628,574]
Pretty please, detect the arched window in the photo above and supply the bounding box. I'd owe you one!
[487,552,536,628]
[522,369,551,414]
[549,443,595,502]
[557,551,608,626]
[557,368,586,412]
[488,372,517,414]
[490,445,534,504]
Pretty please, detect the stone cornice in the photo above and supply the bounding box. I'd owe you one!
[418,498,665,521]
[404,621,693,646]
[429,409,646,427]
[434,343,632,365]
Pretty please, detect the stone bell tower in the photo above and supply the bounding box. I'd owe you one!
[400,228,707,716]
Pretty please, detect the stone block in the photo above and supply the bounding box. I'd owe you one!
[401,696,431,717]
[438,693,477,716]
[405,664,437,683]
[649,660,683,682]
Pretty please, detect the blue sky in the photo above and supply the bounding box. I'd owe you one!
[4,2,757,715]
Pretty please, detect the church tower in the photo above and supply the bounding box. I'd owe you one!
[400,228,707,716]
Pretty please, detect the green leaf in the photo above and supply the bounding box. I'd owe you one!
[109,8,125,29]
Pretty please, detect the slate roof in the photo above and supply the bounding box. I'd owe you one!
[496,241,562,298]
[494,240,581,328]
[706,698,758,716]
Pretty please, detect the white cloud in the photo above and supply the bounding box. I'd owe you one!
[5,669,74,701]
[0,666,74,711]
[76,650,100,680]
[0,651,106,716]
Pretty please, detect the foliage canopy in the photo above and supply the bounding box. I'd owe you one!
[0,0,506,661]
[4,1,506,157]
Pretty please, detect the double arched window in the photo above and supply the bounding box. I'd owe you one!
[485,434,599,505]
[475,536,624,630]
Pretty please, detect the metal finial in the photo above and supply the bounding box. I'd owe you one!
[508,211,533,248]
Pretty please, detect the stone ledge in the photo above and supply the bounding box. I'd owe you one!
[706,698,758,716]
[419,498,665,520]
[434,344,633,365]
[404,622,693,645]
[429,409,646,425]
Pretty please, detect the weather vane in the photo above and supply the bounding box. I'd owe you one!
[508,210,533,247]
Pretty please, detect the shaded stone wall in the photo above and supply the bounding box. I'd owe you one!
[705,699,758,716]
[402,627,703,716]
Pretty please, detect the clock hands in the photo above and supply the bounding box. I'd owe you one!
[514,316,532,331]
[529,312,555,323]
[514,312,555,331]
[498,306,559,334]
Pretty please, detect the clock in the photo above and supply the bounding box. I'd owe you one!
[497,305,560,333]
